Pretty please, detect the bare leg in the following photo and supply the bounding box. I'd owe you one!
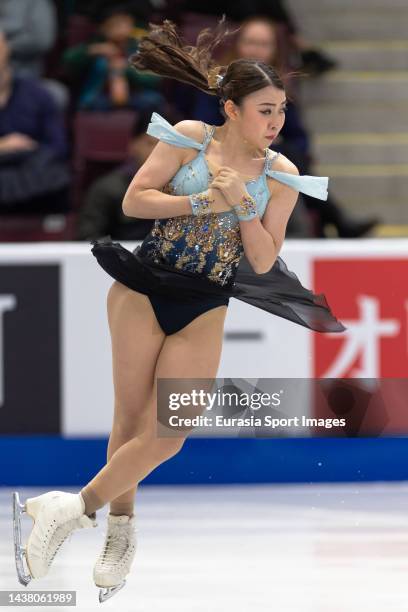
[82,297,228,511]
[103,281,166,516]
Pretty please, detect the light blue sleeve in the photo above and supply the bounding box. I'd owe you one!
[146,112,203,151]
[266,169,329,201]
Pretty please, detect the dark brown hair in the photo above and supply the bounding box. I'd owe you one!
[130,16,289,115]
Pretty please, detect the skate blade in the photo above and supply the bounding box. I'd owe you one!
[12,492,32,586]
[98,580,126,603]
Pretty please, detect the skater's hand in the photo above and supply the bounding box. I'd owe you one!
[210,167,248,208]
[206,186,233,213]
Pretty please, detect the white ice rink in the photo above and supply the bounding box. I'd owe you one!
[1,483,408,611]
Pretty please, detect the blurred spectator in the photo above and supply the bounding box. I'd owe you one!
[229,16,311,156]
[176,0,338,76]
[0,0,68,108]
[177,15,379,238]
[0,31,70,214]
[63,4,166,111]
[75,109,160,240]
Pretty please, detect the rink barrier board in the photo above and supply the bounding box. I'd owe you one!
[1,240,408,484]
[1,436,408,486]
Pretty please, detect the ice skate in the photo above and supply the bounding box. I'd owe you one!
[93,513,137,602]
[13,490,97,585]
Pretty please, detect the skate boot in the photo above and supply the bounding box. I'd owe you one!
[13,490,97,585]
[93,513,137,602]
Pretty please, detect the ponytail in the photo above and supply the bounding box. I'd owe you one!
[129,15,238,96]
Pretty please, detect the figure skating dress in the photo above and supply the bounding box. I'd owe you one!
[91,112,346,335]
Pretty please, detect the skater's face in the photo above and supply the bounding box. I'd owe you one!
[229,85,286,148]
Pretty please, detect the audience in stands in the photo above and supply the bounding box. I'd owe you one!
[63,4,165,111]
[75,109,171,240]
[0,31,70,214]
[175,0,338,77]
[0,0,68,108]
[0,2,385,240]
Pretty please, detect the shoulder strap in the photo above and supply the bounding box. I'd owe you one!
[146,112,203,150]
[201,123,216,151]
[264,148,328,201]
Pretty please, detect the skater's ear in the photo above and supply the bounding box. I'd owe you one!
[223,99,240,122]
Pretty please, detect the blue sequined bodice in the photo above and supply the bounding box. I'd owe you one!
[138,112,329,287]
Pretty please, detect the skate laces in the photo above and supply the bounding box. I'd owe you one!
[98,524,134,569]
[47,518,79,565]
[32,493,96,570]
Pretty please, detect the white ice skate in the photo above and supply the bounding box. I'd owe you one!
[13,490,97,585]
[93,513,137,603]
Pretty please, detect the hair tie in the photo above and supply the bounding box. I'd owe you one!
[208,67,225,91]
[215,74,224,87]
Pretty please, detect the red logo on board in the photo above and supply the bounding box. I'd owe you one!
[312,259,408,378]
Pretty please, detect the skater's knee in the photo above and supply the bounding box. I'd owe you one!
[113,399,151,435]
[152,437,186,463]
[112,374,157,435]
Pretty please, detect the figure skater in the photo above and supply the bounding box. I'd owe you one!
[13,18,346,603]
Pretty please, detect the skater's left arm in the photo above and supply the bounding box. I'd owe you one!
[239,159,299,274]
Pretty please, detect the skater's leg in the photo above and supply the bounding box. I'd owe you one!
[80,302,228,514]
[102,280,166,517]
[13,288,226,585]
[13,280,166,585]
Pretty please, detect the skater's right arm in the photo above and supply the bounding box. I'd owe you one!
[122,121,231,218]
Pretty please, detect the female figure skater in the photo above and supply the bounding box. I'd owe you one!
[13,18,345,603]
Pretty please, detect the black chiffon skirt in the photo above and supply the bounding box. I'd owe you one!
[90,236,346,334]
